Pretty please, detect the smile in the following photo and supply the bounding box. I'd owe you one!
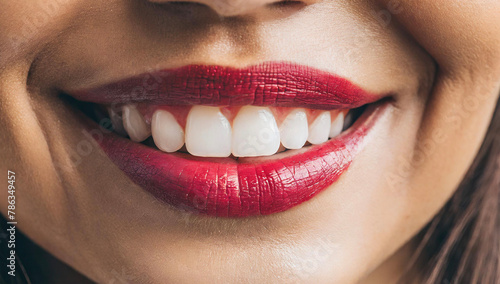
[68,62,391,217]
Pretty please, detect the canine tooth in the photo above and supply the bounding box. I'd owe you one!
[152,110,184,153]
[329,112,344,138]
[122,104,150,142]
[186,106,232,157]
[279,109,308,149]
[308,111,330,145]
[107,107,127,136]
[232,106,280,157]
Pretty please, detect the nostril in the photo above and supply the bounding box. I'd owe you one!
[267,0,305,9]
[148,0,309,18]
[152,1,212,17]
[167,1,206,7]
[164,1,209,10]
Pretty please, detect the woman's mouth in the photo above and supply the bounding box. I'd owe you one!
[67,62,391,217]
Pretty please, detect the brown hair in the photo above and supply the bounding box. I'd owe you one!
[402,96,500,284]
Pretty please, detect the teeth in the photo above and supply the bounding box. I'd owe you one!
[107,107,127,136]
[118,105,354,157]
[329,113,344,138]
[232,106,280,157]
[343,111,354,131]
[308,111,331,145]
[279,109,308,150]
[152,110,185,153]
[122,104,151,142]
[185,106,232,157]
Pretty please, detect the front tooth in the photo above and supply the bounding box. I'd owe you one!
[279,109,308,150]
[329,112,344,138]
[122,104,151,142]
[308,111,331,145]
[232,106,280,157]
[152,110,184,153]
[186,106,232,157]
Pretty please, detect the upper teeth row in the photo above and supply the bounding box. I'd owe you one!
[111,105,349,158]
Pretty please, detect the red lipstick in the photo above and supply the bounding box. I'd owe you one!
[72,63,376,110]
[71,62,387,217]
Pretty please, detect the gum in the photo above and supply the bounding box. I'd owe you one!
[113,104,349,129]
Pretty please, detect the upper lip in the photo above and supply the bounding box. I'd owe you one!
[69,62,380,109]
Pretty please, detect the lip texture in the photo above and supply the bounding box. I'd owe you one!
[71,62,386,217]
[71,62,377,110]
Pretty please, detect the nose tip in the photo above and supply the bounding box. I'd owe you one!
[149,0,309,17]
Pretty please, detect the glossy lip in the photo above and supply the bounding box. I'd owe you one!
[69,62,388,217]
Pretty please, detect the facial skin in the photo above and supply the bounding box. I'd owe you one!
[1,1,499,283]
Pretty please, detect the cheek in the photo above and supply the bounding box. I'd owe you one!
[380,0,500,73]
[0,1,85,64]
[371,0,500,246]
[407,77,499,219]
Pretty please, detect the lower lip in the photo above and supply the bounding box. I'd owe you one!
[96,103,388,218]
